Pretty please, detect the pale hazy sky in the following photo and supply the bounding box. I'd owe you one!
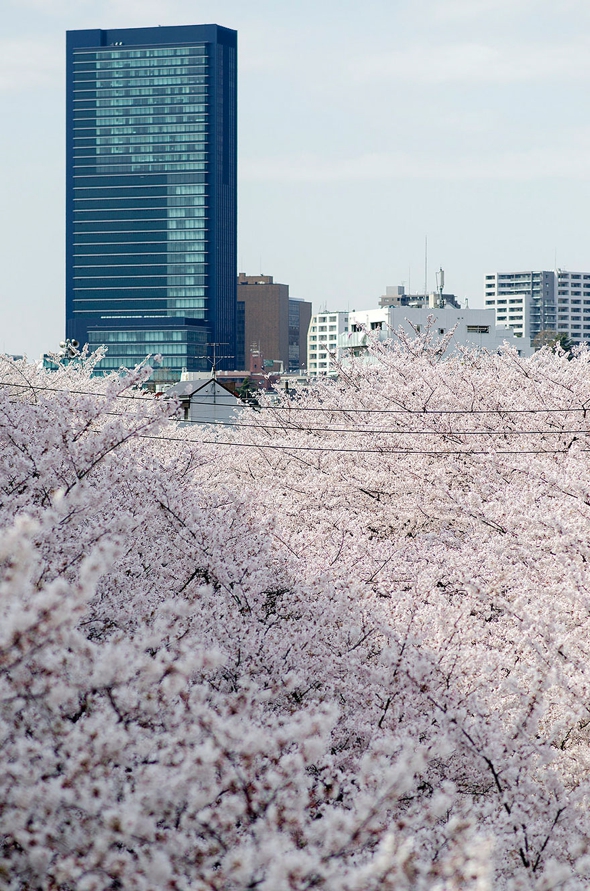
[1,0,590,357]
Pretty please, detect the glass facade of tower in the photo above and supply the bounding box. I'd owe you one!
[66,25,237,381]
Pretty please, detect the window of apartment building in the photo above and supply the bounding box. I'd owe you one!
[485,275,495,280]
[467,325,490,334]
[497,299,507,304]
[318,325,327,331]
[509,316,523,321]
[572,299,581,304]
[485,300,495,305]
[329,325,337,331]
[329,316,337,322]
[309,335,317,341]
[572,274,581,279]
[311,326,317,332]
[558,298,569,303]
[572,291,581,296]
[509,299,522,304]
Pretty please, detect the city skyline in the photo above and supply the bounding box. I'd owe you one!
[3,0,590,358]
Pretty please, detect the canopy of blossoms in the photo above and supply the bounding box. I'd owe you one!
[1,333,590,890]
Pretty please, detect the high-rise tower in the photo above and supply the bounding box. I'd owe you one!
[66,25,237,380]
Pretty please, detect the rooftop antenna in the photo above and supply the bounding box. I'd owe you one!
[196,342,232,378]
[424,236,428,297]
[436,267,445,308]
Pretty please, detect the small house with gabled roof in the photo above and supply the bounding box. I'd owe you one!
[165,376,245,426]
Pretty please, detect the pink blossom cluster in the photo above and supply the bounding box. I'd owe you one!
[1,334,590,890]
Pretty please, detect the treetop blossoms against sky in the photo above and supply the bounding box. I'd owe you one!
[2,335,590,888]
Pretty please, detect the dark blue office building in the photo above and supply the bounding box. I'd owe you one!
[66,24,237,380]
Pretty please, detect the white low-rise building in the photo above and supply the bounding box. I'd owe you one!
[306,301,534,376]
[341,305,532,359]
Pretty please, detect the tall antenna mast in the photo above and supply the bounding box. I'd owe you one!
[424,236,428,297]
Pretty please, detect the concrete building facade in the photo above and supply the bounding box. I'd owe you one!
[484,269,590,346]
[307,311,349,375]
[340,306,532,364]
[553,270,590,343]
[307,303,532,376]
[484,271,555,344]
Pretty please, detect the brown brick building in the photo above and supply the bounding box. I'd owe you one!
[237,273,311,372]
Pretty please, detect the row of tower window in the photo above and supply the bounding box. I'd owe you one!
[74,47,204,59]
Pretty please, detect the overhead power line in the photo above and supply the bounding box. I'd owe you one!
[1,379,590,416]
[138,433,586,457]
[1,382,589,447]
[177,400,590,416]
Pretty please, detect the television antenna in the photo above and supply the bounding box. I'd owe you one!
[196,342,232,378]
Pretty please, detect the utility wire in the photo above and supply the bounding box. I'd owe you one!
[1,380,590,416]
[185,401,590,415]
[0,380,155,401]
[2,383,589,440]
[158,419,590,435]
[138,432,585,457]
[8,401,588,438]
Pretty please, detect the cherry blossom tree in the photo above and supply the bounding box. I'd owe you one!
[1,336,590,889]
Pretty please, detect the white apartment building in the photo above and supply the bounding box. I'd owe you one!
[307,311,349,375]
[554,270,590,343]
[339,306,532,362]
[484,270,590,345]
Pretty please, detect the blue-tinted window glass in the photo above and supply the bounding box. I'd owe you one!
[67,26,237,377]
